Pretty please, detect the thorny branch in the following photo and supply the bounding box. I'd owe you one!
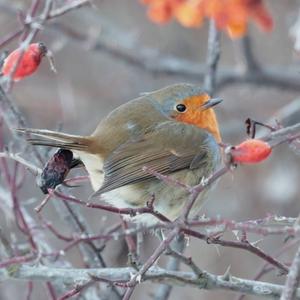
[16,115,297,298]
[237,238,300,300]
[281,244,300,300]
[0,1,300,300]
[1,265,300,299]
[2,116,299,299]
[154,234,185,300]
[0,0,120,299]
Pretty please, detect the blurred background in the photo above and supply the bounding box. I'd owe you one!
[0,0,300,299]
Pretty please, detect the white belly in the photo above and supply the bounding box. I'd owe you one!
[100,168,211,226]
[74,151,104,191]
[73,151,215,226]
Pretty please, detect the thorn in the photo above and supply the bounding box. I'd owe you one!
[251,239,263,246]
[185,236,190,247]
[46,50,57,73]
[136,274,142,283]
[220,265,231,281]
[129,272,135,280]
[200,176,209,186]
[214,244,221,257]
[231,230,240,241]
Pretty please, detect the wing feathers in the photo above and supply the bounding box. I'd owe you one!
[92,121,218,197]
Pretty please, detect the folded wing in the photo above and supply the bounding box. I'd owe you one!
[93,120,220,196]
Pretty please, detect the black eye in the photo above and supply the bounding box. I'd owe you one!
[176,104,186,112]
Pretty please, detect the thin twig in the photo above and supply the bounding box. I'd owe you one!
[122,228,179,299]
[280,244,300,300]
[183,228,288,275]
[51,189,170,222]
[154,234,185,300]
[48,0,91,18]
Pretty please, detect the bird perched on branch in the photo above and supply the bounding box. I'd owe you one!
[18,83,222,224]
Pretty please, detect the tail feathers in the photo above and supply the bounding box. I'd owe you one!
[17,128,90,151]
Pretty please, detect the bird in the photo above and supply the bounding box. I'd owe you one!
[18,83,222,225]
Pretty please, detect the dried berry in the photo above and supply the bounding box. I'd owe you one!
[38,149,73,194]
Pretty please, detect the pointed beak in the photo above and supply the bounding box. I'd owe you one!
[201,97,223,110]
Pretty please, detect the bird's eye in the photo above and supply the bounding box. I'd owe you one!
[175,104,186,113]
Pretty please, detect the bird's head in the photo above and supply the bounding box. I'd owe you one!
[148,83,222,142]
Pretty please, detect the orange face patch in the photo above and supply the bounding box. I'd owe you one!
[174,94,221,142]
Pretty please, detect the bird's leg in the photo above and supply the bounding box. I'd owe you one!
[70,158,84,169]
[121,218,141,270]
[61,157,84,188]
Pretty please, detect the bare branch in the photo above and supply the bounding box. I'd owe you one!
[48,0,91,18]
[0,0,93,50]
[183,228,289,275]
[2,265,300,299]
[204,20,221,95]
[281,244,300,300]
[235,35,260,73]
[46,20,300,92]
[0,152,41,175]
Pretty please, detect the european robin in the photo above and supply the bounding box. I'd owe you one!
[18,83,222,224]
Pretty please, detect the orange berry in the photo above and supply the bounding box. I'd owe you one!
[174,2,204,28]
[226,21,247,38]
[147,2,173,24]
[141,0,273,38]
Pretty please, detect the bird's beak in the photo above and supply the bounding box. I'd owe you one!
[201,97,223,110]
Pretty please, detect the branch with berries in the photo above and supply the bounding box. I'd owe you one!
[0,1,300,300]
[0,117,299,298]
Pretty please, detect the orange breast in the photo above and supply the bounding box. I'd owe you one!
[174,95,221,142]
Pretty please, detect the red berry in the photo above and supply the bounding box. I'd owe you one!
[231,139,272,164]
[1,42,47,81]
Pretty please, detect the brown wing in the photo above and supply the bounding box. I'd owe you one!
[92,121,220,196]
